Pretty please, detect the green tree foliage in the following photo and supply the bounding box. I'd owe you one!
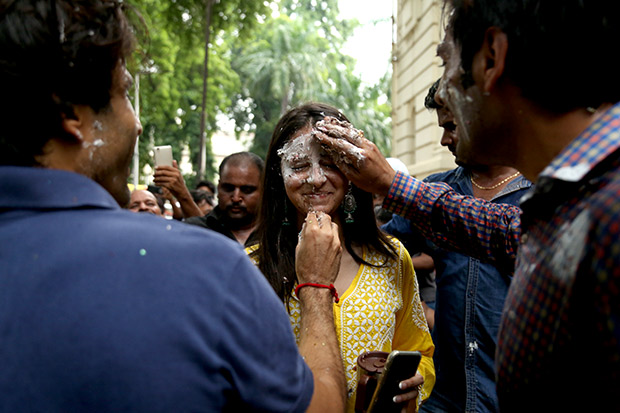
[231,1,393,158]
[128,0,270,184]
[129,0,392,184]
[231,15,331,156]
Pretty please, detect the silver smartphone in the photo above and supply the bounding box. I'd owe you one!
[153,145,173,167]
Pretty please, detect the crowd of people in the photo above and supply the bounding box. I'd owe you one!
[2,0,620,412]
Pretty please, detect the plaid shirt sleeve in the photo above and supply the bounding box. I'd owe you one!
[383,171,522,273]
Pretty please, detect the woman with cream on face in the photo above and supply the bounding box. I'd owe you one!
[279,130,348,219]
[247,102,435,413]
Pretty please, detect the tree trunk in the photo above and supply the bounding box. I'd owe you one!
[198,0,216,180]
[280,83,291,116]
[132,73,140,187]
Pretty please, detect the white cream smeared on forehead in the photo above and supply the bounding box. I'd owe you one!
[278,132,329,187]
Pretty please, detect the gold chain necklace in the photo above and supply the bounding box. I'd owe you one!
[470,171,521,190]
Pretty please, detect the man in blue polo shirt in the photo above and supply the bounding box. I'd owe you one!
[0,1,345,411]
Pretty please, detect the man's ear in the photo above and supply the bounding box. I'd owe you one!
[59,104,87,143]
[475,27,508,94]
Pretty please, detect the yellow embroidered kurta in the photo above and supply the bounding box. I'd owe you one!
[247,237,435,412]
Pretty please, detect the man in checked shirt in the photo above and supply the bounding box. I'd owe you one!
[314,1,620,411]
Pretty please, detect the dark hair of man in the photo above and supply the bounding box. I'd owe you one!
[191,189,214,207]
[218,152,265,178]
[195,179,216,194]
[251,102,398,305]
[424,79,442,111]
[147,188,166,215]
[0,0,135,166]
[445,0,620,112]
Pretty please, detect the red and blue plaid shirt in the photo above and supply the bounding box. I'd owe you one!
[384,102,620,412]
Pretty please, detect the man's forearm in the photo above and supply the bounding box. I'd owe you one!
[174,190,203,218]
[294,211,346,412]
[384,171,521,273]
[297,288,346,413]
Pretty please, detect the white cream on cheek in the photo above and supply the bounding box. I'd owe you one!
[444,75,472,146]
[440,32,473,149]
[449,92,469,143]
[81,120,107,161]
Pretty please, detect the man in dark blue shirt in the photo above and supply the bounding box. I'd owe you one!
[384,80,532,412]
[0,2,345,411]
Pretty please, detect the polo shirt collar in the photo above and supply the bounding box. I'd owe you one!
[0,166,120,210]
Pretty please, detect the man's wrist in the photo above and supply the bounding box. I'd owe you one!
[295,283,339,303]
[296,284,336,303]
[174,189,193,202]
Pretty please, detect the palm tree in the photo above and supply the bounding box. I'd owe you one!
[236,16,327,117]
[232,12,392,157]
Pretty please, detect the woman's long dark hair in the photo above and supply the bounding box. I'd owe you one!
[251,102,398,306]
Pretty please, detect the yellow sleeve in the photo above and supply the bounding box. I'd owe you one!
[391,240,436,405]
[244,244,260,266]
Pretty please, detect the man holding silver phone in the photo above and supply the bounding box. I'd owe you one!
[151,145,204,220]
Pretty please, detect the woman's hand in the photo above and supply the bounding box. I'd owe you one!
[394,372,424,413]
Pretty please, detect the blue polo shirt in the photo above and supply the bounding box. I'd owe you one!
[0,166,313,412]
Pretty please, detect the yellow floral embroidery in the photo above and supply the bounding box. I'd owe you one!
[246,237,435,412]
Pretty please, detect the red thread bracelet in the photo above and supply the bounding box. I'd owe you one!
[295,283,339,303]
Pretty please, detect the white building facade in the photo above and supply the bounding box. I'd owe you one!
[391,0,456,178]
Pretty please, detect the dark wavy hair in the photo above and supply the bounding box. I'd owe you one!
[445,0,620,112]
[251,102,398,305]
[0,0,136,166]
